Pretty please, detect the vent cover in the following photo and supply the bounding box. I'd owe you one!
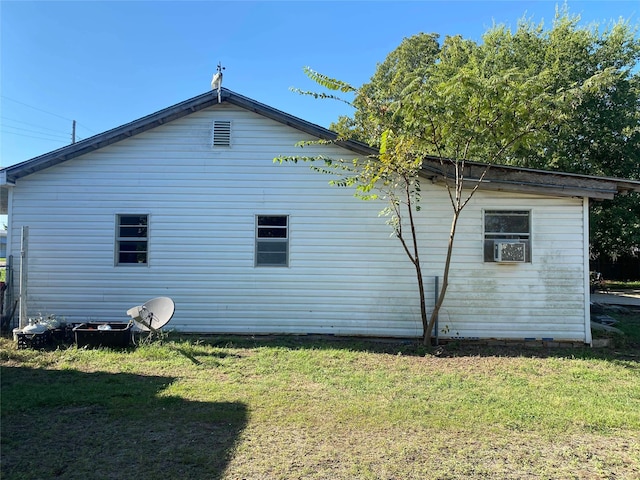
[494,241,526,263]
[212,120,231,147]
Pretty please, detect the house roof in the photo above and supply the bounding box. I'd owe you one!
[420,157,640,200]
[0,88,372,185]
[1,87,639,213]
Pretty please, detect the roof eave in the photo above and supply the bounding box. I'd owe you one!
[1,88,375,184]
[3,88,638,201]
[2,90,221,184]
[419,158,640,200]
[222,90,375,156]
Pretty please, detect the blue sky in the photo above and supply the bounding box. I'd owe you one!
[1,0,638,168]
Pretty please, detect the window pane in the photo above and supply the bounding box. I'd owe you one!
[258,227,287,238]
[258,216,287,227]
[257,241,287,253]
[119,226,148,238]
[257,240,287,265]
[119,241,147,253]
[119,252,147,264]
[485,212,529,234]
[256,252,287,265]
[120,215,147,226]
[483,239,495,262]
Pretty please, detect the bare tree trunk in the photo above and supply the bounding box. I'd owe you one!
[424,210,460,344]
[415,260,428,341]
[409,209,429,341]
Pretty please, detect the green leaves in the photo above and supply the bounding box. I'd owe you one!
[289,87,353,106]
[277,4,639,341]
[303,67,356,93]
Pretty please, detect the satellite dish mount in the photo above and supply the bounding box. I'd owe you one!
[126,297,175,344]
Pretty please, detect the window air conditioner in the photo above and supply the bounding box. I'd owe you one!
[494,241,526,263]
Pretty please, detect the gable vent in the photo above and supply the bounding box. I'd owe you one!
[212,120,231,147]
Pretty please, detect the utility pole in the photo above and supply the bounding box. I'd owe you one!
[72,120,76,144]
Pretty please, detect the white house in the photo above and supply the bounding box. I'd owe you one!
[0,229,6,259]
[1,88,639,344]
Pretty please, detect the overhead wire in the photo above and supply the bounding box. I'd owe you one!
[0,131,68,143]
[1,116,72,135]
[2,95,74,121]
[2,125,69,141]
[1,117,72,141]
[1,95,97,135]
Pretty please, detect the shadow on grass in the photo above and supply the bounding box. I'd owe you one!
[171,346,241,366]
[1,366,247,480]
[180,331,640,364]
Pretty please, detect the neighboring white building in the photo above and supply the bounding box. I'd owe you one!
[1,88,639,343]
[0,229,6,259]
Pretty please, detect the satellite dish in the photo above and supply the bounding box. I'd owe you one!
[126,297,175,332]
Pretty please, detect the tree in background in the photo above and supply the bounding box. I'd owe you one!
[338,7,640,264]
[483,7,640,263]
[330,33,441,146]
[279,5,638,342]
[279,41,562,344]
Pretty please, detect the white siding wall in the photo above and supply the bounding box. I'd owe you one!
[428,192,587,341]
[6,104,588,341]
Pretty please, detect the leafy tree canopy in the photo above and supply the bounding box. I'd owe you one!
[280,5,639,342]
[331,4,640,260]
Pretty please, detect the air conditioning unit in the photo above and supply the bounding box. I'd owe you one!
[494,241,526,263]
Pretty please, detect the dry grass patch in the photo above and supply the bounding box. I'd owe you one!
[226,425,639,479]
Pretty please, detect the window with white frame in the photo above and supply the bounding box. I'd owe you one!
[483,210,531,263]
[255,215,288,267]
[116,214,148,265]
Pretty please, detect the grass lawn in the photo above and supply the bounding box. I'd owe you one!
[2,321,640,479]
[602,280,640,290]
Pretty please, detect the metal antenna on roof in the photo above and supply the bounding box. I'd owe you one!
[211,62,225,103]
